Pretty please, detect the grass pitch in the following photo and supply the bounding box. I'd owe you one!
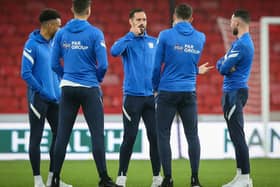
[0,159,279,187]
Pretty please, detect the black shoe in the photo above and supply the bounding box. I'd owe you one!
[160,177,173,187]
[98,175,120,187]
[51,175,60,187]
[191,176,202,187]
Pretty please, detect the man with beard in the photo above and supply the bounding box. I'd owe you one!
[111,8,162,187]
[216,9,254,187]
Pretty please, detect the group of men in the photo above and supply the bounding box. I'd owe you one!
[21,0,254,187]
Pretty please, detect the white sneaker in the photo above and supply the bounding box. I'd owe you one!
[151,175,163,187]
[34,175,46,187]
[250,178,253,187]
[231,178,253,187]
[222,169,241,187]
[116,176,127,187]
[59,180,73,187]
[35,183,46,187]
[222,175,239,187]
[46,180,73,187]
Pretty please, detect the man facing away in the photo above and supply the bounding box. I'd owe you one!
[21,8,72,187]
[50,0,119,186]
[111,8,162,187]
[216,9,254,187]
[152,3,213,187]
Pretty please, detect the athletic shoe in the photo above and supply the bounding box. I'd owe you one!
[34,175,46,187]
[99,175,120,187]
[47,181,73,187]
[230,178,253,187]
[151,175,163,187]
[191,176,202,187]
[222,169,241,187]
[35,183,46,187]
[116,176,127,187]
[160,177,173,187]
[222,173,240,187]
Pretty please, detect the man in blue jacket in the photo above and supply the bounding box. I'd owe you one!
[216,10,254,187]
[50,0,118,187]
[152,4,212,187]
[111,8,162,187]
[21,8,71,187]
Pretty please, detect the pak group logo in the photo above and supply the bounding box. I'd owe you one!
[174,44,201,54]
[183,44,200,54]
[62,41,89,50]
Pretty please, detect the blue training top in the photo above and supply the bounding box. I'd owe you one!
[21,29,61,102]
[51,19,108,87]
[216,32,254,92]
[152,22,205,92]
[111,32,156,96]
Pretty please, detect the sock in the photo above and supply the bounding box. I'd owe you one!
[46,172,54,186]
[34,175,44,185]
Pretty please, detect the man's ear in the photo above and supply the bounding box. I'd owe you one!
[189,16,193,23]
[87,7,91,16]
[129,18,133,26]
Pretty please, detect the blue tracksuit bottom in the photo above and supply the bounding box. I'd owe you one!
[222,88,250,174]
[28,91,59,176]
[118,95,160,176]
[155,91,200,178]
[53,86,108,178]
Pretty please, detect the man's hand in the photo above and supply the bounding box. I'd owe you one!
[199,62,214,74]
[130,23,145,36]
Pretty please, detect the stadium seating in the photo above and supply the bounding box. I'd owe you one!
[0,0,279,114]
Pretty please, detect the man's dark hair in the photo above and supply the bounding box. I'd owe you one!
[129,8,145,19]
[72,0,91,15]
[39,8,61,24]
[233,9,250,24]
[175,4,193,20]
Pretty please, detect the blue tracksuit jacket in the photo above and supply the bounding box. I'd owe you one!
[152,22,205,92]
[111,32,156,96]
[216,32,254,92]
[51,19,108,87]
[21,29,60,102]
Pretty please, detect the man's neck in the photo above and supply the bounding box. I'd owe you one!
[74,14,88,20]
[40,28,51,41]
[237,27,249,38]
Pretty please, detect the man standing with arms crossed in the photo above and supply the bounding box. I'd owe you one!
[50,0,118,186]
[111,8,162,187]
[216,9,254,187]
[152,4,212,187]
[21,8,72,187]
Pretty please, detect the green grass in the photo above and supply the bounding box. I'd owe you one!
[0,159,279,187]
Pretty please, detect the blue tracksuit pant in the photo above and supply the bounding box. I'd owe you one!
[53,86,108,178]
[118,95,160,176]
[155,91,200,178]
[222,88,250,174]
[28,91,59,176]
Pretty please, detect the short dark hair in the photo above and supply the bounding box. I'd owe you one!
[129,8,145,19]
[233,9,250,24]
[175,4,193,20]
[72,0,91,15]
[39,8,61,24]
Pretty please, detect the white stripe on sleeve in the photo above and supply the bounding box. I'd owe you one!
[23,50,34,64]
